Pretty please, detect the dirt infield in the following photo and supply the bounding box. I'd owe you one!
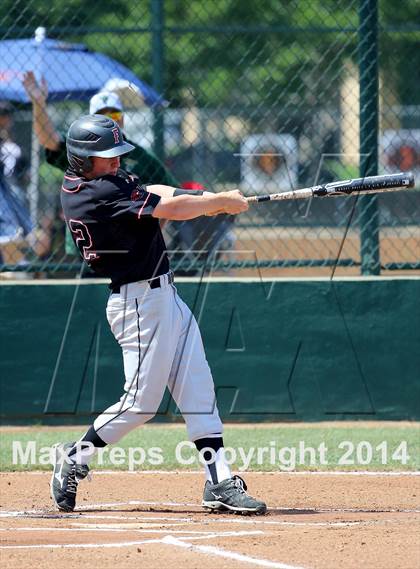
[1,471,419,569]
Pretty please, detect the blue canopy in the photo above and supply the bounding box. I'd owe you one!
[0,37,166,107]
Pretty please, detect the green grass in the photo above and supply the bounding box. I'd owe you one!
[0,423,419,472]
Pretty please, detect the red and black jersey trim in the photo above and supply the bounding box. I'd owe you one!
[62,172,85,193]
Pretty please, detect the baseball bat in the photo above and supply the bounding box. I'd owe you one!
[246,172,415,203]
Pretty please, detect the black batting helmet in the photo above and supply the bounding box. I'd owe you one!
[66,114,134,174]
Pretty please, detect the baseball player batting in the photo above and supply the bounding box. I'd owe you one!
[51,114,267,516]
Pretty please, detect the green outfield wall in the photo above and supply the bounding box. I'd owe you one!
[0,277,419,424]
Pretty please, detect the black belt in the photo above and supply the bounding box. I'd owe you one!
[111,272,174,294]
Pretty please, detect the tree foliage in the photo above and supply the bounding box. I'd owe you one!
[0,0,419,106]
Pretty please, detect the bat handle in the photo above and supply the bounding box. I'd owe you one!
[246,195,271,203]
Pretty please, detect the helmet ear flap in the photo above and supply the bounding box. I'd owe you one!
[67,152,93,175]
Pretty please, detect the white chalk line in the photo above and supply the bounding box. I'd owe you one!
[0,527,199,533]
[0,500,200,516]
[0,500,198,514]
[0,538,164,550]
[1,528,290,566]
[188,518,415,528]
[0,513,193,522]
[71,522,189,530]
[75,514,193,522]
[0,516,412,534]
[1,499,419,518]
[1,503,415,567]
[0,530,263,550]
[67,499,420,514]
[162,534,309,569]
[0,527,264,535]
[83,499,200,508]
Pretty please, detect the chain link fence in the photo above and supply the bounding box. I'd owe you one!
[0,0,419,279]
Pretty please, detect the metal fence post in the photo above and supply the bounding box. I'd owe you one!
[151,0,165,160]
[359,0,380,275]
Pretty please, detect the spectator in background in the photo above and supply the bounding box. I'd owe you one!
[22,72,180,262]
[22,73,235,274]
[0,101,28,194]
[0,101,32,272]
[22,72,179,187]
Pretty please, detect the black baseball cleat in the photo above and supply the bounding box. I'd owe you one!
[202,475,267,515]
[50,442,90,512]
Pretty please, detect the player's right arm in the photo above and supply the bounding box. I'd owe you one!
[22,71,61,151]
[152,190,248,220]
[94,178,247,221]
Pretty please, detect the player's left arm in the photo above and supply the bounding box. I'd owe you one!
[145,184,212,198]
[144,185,212,230]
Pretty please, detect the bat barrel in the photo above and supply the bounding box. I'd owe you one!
[403,172,415,187]
[364,171,415,189]
[246,172,415,203]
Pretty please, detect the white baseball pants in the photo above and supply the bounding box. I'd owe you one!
[93,272,223,444]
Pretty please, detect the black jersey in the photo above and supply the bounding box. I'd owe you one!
[61,167,169,287]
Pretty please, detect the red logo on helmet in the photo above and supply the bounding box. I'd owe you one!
[111,127,120,144]
[131,187,142,202]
